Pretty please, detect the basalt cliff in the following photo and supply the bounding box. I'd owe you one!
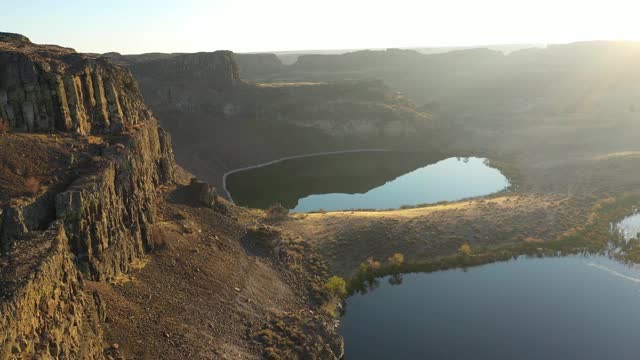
[0,33,151,135]
[0,33,343,359]
[0,31,176,358]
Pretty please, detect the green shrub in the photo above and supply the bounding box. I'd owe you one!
[324,276,347,298]
[366,257,381,271]
[459,243,472,256]
[388,253,405,267]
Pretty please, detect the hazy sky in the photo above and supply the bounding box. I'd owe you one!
[3,0,640,54]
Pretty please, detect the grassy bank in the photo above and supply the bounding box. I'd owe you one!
[346,192,640,294]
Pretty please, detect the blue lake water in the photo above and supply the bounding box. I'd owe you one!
[293,157,509,212]
[226,153,509,212]
[340,255,640,360]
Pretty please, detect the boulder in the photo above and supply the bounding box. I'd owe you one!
[188,178,218,208]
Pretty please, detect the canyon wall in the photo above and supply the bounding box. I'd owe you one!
[234,53,284,80]
[55,122,175,280]
[0,33,347,360]
[113,50,434,192]
[0,33,176,358]
[0,222,105,359]
[0,32,152,134]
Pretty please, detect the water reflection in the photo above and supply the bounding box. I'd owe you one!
[340,254,640,360]
[227,153,510,212]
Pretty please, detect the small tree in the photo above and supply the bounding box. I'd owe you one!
[324,276,347,298]
[366,257,381,272]
[459,243,472,257]
[388,253,405,267]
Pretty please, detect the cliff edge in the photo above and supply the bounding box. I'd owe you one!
[0,33,151,134]
[0,34,176,358]
[0,35,343,360]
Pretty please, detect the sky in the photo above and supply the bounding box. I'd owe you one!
[2,0,640,54]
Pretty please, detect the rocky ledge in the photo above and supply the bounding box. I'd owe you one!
[0,34,177,359]
[0,32,151,134]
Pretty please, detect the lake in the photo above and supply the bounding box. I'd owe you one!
[340,255,640,360]
[226,152,509,212]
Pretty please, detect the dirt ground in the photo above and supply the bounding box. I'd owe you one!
[87,189,318,359]
[0,133,97,205]
[0,133,338,359]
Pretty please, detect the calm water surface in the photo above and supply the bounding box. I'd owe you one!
[227,153,509,212]
[340,255,640,360]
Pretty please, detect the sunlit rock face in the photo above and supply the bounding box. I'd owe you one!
[0,34,178,359]
[128,50,241,111]
[0,32,152,134]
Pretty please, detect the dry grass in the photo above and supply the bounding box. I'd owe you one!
[592,151,640,160]
[265,203,289,221]
[87,135,105,145]
[256,82,326,88]
[284,193,594,277]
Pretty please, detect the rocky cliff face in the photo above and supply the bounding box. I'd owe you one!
[0,222,105,359]
[0,32,152,134]
[234,53,284,79]
[293,48,426,72]
[55,122,175,280]
[0,34,346,360]
[0,34,176,358]
[118,51,433,193]
[235,80,430,139]
[129,51,240,112]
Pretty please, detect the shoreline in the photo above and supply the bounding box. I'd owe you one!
[221,148,390,204]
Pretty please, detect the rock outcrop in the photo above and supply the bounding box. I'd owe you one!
[0,190,57,253]
[0,222,104,359]
[55,121,175,279]
[0,33,152,134]
[234,53,284,80]
[187,178,218,208]
[0,34,177,359]
[129,51,239,97]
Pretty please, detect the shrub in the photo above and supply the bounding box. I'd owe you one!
[366,257,381,271]
[388,253,405,267]
[23,177,40,195]
[266,203,289,221]
[358,262,369,274]
[324,276,347,298]
[459,243,472,256]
